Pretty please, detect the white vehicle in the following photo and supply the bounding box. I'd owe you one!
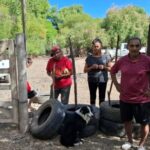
[105,43,147,59]
[0,59,10,83]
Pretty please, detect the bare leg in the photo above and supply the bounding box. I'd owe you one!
[124,121,133,143]
[139,124,149,147]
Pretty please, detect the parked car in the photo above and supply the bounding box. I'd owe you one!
[104,43,147,59]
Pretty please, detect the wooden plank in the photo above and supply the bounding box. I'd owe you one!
[0,69,10,74]
[0,101,12,108]
[0,40,9,60]
[0,118,13,123]
[0,84,11,90]
[16,33,28,133]
[9,39,19,124]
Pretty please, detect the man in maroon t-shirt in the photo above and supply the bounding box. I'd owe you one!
[111,37,150,150]
[46,45,72,104]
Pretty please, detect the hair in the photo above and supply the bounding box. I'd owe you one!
[26,57,33,65]
[92,38,103,46]
[127,37,142,46]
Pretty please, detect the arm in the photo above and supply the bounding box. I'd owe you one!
[111,73,120,92]
[84,63,99,73]
[103,61,114,72]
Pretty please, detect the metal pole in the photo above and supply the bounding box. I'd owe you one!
[147,23,150,56]
[107,35,120,105]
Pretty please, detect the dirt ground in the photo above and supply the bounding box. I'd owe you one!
[0,56,150,150]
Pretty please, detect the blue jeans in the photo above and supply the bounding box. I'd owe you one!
[50,85,71,104]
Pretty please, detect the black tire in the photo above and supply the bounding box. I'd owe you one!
[30,99,65,140]
[79,125,97,138]
[100,100,122,123]
[99,118,125,137]
[99,119,141,138]
[62,104,100,137]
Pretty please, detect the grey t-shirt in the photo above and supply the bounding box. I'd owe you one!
[85,54,111,83]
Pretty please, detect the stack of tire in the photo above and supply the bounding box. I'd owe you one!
[99,100,140,138]
[29,100,100,139]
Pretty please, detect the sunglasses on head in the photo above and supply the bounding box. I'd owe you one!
[129,44,140,48]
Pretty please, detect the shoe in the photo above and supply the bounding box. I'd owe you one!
[121,142,132,150]
[137,146,145,150]
[73,141,83,146]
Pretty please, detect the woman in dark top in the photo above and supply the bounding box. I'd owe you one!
[84,38,112,106]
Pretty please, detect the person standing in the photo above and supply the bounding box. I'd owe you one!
[26,57,40,111]
[84,38,112,106]
[46,45,73,104]
[111,37,150,150]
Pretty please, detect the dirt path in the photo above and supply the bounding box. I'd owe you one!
[0,56,150,150]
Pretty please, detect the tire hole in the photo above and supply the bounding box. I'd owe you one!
[38,107,51,125]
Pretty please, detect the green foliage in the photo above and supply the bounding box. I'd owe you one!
[0,1,149,55]
[0,5,13,39]
[103,6,149,47]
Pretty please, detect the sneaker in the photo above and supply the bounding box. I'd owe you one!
[121,142,132,150]
[73,141,83,146]
[137,146,145,150]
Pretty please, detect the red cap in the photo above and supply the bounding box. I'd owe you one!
[51,45,60,52]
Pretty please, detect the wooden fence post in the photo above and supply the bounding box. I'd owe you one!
[15,33,28,133]
[9,40,19,124]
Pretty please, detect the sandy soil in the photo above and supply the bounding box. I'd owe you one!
[0,56,150,150]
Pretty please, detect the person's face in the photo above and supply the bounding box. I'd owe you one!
[26,59,32,68]
[128,39,141,57]
[52,50,62,60]
[92,42,102,55]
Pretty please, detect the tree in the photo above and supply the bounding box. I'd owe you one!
[103,6,149,48]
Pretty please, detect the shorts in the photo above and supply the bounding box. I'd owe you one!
[120,100,150,125]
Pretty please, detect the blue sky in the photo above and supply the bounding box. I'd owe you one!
[48,0,150,18]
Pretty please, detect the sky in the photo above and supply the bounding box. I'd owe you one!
[48,0,150,18]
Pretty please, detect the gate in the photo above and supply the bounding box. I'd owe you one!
[0,34,28,133]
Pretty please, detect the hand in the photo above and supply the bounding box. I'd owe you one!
[98,65,104,70]
[91,64,99,69]
[55,76,62,80]
[144,89,150,97]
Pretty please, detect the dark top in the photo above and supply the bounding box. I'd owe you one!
[85,54,111,83]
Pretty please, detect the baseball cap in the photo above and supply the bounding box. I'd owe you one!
[51,45,61,56]
[51,45,60,52]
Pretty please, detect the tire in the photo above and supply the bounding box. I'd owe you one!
[100,101,141,137]
[79,125,97,138]
[99,118,125,137]
[99,119,141,138]
[62,104,100,137]
[100,100,122,123]
[30,99,65,140]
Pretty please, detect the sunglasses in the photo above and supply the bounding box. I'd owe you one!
[94,46,100,48]
[129,44,140,48]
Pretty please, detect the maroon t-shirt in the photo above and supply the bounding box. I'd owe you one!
[111,54,150,103]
